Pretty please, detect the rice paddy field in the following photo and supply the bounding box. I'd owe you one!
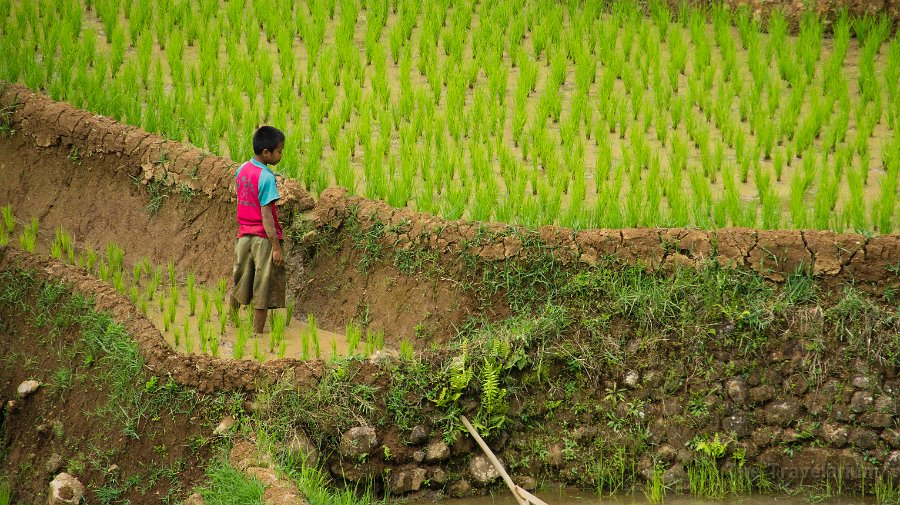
[2,0,900,232]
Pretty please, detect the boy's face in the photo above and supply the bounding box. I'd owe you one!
[262,142,284,165]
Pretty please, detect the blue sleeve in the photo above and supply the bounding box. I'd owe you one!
[258,171,280,207]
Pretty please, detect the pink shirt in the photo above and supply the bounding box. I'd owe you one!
[236,159,283,240]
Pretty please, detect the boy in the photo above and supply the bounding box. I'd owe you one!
[230,125,286,336]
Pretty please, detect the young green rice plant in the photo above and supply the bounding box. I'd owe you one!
[253,336,264,363]
[306,314,320,359]
[165,290,177,327]
[198,319,209,354]
[364,329,385,357]
[183,318,194,354]
[129,286,140,306]
[187,273,197,316]
[399,339,414,361]
[346,321,362,356]
[106,243,124,273]
[201,290,212,321]
[140,296,148,318]
[2,205,13,234]
[111,269,126,293]
[171,326,179,347]
[18,217,38,253]
[233,313,251,360]
[168,260,177,287]
[146,266,162,301]
[0,224,7,247]
[269,310,286,353]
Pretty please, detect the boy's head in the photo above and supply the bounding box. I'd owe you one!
[252,126,285,165]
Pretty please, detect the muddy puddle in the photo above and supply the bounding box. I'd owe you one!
[408,490,875,505]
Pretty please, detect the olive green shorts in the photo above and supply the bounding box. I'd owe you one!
[230,235,286,310]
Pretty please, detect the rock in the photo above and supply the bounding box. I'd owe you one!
[722,411,752,438]
[183,493,205,505]
[448,479,473,497]
[850,391,874,413]
[656,444,677,464]
[45,453,63,474]
[726,378,748,405]
[882,428,900,448]
[367,349,399,365]
[819,423,849,448]
[17,380,40,398]
[863,412,892,428]
[287,432,319,467]
[412,450,425,463]
[624,371,640,388]
[430,467,448,484]
[749,385,776,404]
[409,425,428,445]
[546,442,564,467]
[49,472,84,505]
[887,451,900,473]
[875,395,898,415]
[107,464,119,473]
[850,429,879,450]
[468,454,501,486]
[425,441,450,462]
[213,416,235,436]
[340,426,378,458]
[515,475,538,491]
[664,463,687,490]
[852,376,871,389]
[389,467,427,494]
[765,399,800,426]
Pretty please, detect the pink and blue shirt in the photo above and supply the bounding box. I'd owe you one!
[236,158,283,240]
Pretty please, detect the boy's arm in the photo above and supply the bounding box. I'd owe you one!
[260,203,284,267]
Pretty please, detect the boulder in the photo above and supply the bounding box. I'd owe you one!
[425,441,450,462]
[765,399,800,426]
[17,380,41,398]
[468,454,501,486]
[850,391,874,413]
[448,479,473,497]
[44,453,63,474]
[389,467,427,494]
[727,378,748,405]
[340,426,378,458]
[213,416,235,436]
[49,473,84,505]
[287,432,319,467]
[408,425,428,445]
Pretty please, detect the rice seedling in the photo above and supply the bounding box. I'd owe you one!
[346,322,362,356]
[18,217,38,253]
[187,272,197,316]
[269,310,286,353]
[129,286,140,306]
[364,329,384,357]
[168,260,177,287]
[399,339,414,361]
[2,205,13,233]
[183,317,194,354]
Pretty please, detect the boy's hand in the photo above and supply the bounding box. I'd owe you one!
[272,248,284,267]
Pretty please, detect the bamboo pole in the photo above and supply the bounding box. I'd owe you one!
[459,415,549,505]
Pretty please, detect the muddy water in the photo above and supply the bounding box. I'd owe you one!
[408,490,875,505]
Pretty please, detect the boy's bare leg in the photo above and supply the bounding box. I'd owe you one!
[253,308,267,334]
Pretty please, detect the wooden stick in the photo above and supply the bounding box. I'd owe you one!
[515,486,551,505]
[459,415,542,505]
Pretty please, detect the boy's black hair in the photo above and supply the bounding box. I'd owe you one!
[252,126,285,155]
